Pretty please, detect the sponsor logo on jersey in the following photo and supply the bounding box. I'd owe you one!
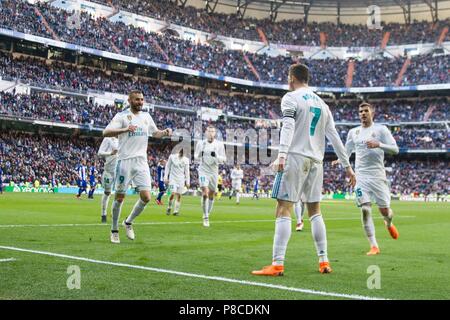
[128,127,147,137]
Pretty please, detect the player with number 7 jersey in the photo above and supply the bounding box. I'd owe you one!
[252,64,355,277]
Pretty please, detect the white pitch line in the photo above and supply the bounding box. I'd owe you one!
[0,258,17,262]
[0,245,388,300]
[0,216,416,228]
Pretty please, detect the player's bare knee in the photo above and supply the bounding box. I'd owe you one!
[306,202,320,217]
[115,194,125,202]
[379,207,390,216]
[276,200,292,218]
[141,195,151,204]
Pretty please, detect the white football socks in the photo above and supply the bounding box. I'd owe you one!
[236,192,240,204]
[208,199,214,215]
[294,201,305,222]
[361,206,378,248]
[310,213,328,263]
[383,208,394,227]
[125,199,147,224]
[272,217,292,266]
[101,194,110,217]
[168,199,174,210]
[174,200,181,213]
[111,200,123,231]
[202,197,209,219]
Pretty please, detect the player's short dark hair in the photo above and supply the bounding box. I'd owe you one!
[129,90,143,98]
[359,102,375,110]
[289,64,310,84]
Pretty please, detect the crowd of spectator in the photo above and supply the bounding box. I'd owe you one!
[1,90,448,151]
[389,160,449,196]
[0,0,448,86]
[0,131,101,186]
[0,131,448,196]
[0,51,281,118]
[0,91,117,127]
[330,98,450,122]
[2,51,449,122]
[91,0,449,47]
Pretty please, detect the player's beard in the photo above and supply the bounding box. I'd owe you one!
[361,117,372,127]
[131,104,143,112]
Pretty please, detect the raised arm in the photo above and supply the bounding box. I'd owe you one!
[97,139,113,157]
[103,114,135,137]
[379,126,399,155]
[147,115,172,139]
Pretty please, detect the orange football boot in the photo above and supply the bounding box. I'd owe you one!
[251,265,284,276]
[366,246,380,256]
[385,222,399,239]
[319,262,333,274]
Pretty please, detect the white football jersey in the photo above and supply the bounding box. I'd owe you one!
[279,87,350,167]
[105,109,157,161]
[231,168,244,184]
[195,139,226,175]
[164,154,190,185]
[97,137,119,174]
[346,123,398,179]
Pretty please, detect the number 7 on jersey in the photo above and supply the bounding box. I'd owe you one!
[309,107,321,136]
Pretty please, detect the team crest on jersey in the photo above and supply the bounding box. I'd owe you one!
[303,163,309,174]
[356,129,360,135]
[127,115,132,121]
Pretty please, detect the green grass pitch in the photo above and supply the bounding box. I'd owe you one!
[0,193,449,300]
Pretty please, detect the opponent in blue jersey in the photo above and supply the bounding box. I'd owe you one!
[252,177,259,200]
[76,160,88,199]
[88,164,98,199]
[155,160,166,205]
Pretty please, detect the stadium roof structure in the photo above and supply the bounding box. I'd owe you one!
[198,0,443,23]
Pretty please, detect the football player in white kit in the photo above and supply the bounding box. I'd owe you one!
[229,164,244,204]
[333,102,399,256]
[164,148,190,216]
[194,125,226,227]
[97,137,119,223]
[252,64,356,276]
[103,90,172,244]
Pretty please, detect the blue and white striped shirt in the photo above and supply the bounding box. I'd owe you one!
[77,165,87,182]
